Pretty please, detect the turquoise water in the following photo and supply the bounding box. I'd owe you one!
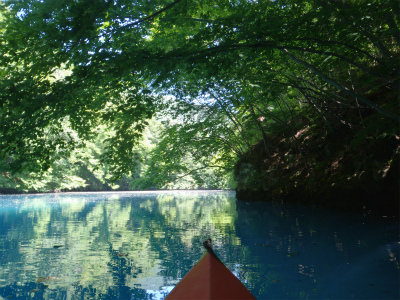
[0,191,398,300]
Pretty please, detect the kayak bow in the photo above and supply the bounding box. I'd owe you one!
[165,239,256,300]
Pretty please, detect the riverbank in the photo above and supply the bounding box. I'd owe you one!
[234,110,399,216]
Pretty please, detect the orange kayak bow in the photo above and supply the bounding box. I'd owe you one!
[165,239,256,300]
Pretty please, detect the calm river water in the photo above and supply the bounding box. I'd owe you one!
[0,191,398,300]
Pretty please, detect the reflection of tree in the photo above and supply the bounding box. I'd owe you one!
[0,194,158,299]
[154,192,240,248]
[0,192,252,299]
[0,192,392,300]
[142,191,257,294]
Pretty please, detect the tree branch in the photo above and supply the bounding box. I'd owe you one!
[172,164,232,181]
[118,0,182,30]
[280,48,400,121]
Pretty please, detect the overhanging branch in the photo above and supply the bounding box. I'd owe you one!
[118,0,182,30]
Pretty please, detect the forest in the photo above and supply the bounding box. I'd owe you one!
[0,0,399,212]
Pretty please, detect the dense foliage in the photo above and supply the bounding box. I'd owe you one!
[0,0,398,192]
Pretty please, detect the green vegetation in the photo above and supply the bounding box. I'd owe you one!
[0,1,398,201]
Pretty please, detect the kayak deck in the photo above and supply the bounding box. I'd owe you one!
[165,240,256,300]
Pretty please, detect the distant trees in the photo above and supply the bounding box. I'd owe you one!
[0,0,398,191]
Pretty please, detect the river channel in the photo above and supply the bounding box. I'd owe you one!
[0,191,398,299]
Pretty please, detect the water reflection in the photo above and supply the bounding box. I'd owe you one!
[0,191,398,300]
[0,191,243,300]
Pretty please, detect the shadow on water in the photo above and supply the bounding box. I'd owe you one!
[235,200,399,299]
[0,191,398,300]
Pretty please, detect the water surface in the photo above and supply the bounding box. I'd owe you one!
[0,191,398,299]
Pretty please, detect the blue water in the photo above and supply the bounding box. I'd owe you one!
[0,191,398,300]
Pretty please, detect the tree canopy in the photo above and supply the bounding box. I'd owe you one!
[1,0,399,191]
